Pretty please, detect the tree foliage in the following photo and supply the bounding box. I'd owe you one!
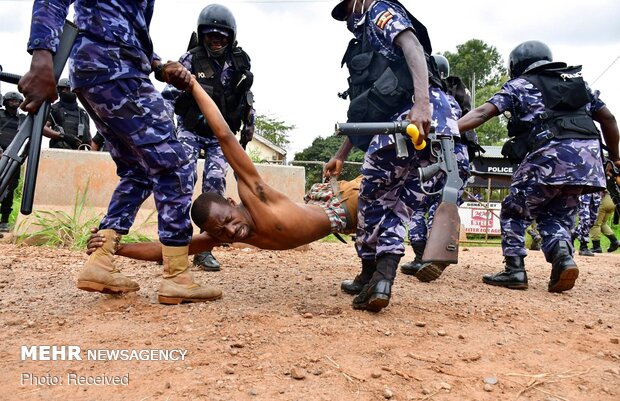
[293,135,365,189]
[294,135,364,162]
[443,39,507,90]
[443,39,510,145]
[254,114,294,148]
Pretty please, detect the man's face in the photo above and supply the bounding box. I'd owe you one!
[203,32,230,53]
[4,99,20,112]
[203,200,252,242]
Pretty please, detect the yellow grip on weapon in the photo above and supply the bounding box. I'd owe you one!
[406,124,426,150]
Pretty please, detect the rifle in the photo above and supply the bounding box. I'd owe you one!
[0,20,78,215]
[335,120,426,159]
[417,131,463,270]
[334,121,463,269]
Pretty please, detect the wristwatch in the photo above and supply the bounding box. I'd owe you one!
[153,63,165,82]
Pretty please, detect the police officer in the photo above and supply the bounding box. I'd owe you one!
[46,78,91,150]
[401,54,472,280]
[20,0,221,304]
[324,0,460,311]
[458,40,620,293]
[163,4,255,272]
[0,92,26,232]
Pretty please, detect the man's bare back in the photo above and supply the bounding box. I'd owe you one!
[88,79,336,260]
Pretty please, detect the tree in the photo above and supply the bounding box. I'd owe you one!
[294,135,365,189]
[472,82,508,146]
[254,114,294,148]
[442,39,510,145]
[294,135,364,162]
[443,39,507,90]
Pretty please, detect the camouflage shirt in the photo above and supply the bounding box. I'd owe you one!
[350,1,458,154]
[28,0,160,89]
[488,77,606,189]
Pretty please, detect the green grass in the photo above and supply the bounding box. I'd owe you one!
[11,179,154,249]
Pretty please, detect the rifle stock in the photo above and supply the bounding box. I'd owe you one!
[420,134,463,266]
[0,20,78,215]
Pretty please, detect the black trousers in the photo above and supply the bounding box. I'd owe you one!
[0,168,19,222]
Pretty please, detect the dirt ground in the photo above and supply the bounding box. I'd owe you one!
[0,238,619,401]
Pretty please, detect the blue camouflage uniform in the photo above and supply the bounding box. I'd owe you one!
[163,52,255,197]
[488,79,606,260]
[350,1,459,260]
[574,191,603,245]
[407,93,470,244]
[27,0,194,246]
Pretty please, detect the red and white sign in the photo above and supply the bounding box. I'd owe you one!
[458,202,501,235]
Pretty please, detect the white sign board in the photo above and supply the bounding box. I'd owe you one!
[458,202,502,235]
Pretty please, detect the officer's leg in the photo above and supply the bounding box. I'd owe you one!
[537,186,581,292]
[77,79,220,303]
[0,168,20,232]
[352,145,414,311]
[482,182,533,289]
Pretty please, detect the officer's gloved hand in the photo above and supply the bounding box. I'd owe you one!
[60,132,82,148]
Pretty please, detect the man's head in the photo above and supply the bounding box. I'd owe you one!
[331,0,369,21]
[508,40,553,78]
[197,4,236,58]
[191,192,254,242]
[57,77,77,103]
[431,54,450,80]
[2,91,23,114]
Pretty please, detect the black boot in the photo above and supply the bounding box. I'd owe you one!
[482,256,528,290]
[606,234,620,253]
[193,251,221,271]
[341,259,376,295]
[578,243,594,257]
[591,240,602,253]
[400,241,426,275]
[352,254,400,312]
[548,240,579,293]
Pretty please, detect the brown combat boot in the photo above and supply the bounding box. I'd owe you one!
[77,229,140,294]
[158,244,222,305]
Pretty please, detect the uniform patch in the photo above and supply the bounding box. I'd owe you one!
[376,11,393,30]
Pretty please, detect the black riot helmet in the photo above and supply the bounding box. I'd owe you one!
[57,77,71,91]
[197,4,237,44]
[431,54,450,80]
[3,91,24,107]
[508,40,553,78]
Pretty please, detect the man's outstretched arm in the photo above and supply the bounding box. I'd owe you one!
[87,230,220,261]
[189,78,264,190]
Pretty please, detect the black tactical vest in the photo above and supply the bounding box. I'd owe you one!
[175,45,252,137]
[0,109,21,150]
[341,1,441,151]
[509,64,599,141]
[49,103,90,149]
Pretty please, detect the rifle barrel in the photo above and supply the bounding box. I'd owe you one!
[0,71,22,85]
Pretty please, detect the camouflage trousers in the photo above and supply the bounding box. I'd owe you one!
[356,141,427,259]
[573,192,603,244]
[77,78,194,246]
[407,141,470,243]
[501,181,585,262]
[178,131,228,196]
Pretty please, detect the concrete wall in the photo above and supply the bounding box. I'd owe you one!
[16,148,305,239]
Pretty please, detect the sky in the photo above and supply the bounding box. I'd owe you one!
[1,0,619,158]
